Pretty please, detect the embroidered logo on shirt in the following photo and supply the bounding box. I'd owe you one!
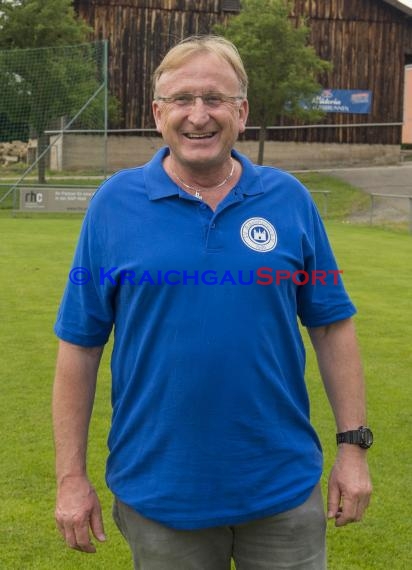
[240,218,277,252]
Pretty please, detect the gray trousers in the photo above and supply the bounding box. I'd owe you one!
[113,484,327,570]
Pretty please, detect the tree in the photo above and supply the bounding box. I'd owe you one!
[215,0,331,164]
[0,0,89,48]
[0,0,105,183]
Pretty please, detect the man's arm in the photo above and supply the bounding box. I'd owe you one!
[52,339,106,553]
[308,317,372,527]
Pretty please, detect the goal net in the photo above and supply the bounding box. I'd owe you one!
[0,41,108,207]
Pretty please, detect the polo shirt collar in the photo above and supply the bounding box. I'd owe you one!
[144,146,264,201]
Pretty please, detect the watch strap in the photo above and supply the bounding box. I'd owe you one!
[336,426,373,449]
[336,430,363,445]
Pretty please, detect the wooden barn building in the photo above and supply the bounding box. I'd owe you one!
[73,0,412,150]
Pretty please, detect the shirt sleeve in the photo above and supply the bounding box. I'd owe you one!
[54,210,115,347]
[297,202,356,328]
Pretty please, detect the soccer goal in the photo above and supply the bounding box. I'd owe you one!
[0,40,109,211]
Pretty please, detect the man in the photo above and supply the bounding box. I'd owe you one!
[53,35,372,569]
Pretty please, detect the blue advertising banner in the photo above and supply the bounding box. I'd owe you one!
[310,89,373,114]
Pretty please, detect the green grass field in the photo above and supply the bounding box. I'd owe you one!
[0,209,411,569]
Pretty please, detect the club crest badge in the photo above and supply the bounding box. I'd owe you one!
[240,217,277,252]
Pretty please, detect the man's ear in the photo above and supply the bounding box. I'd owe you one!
[152,101,163,134]
[238,99,249,134]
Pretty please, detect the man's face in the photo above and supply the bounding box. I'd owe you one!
[152,52,248,171]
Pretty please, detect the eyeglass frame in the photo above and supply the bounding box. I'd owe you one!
[153,92,245,108]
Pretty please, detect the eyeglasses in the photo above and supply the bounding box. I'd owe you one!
[154,92,244,109]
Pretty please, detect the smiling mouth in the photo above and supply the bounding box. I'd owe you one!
[183,132,216,139]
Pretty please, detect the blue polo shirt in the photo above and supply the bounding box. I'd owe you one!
[55,147,356,530]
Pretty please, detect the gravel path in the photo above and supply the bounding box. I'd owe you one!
[315,164,412,223]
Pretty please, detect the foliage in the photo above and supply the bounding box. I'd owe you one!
[0,1,111,182]
[215,0,331,163]
[0,43,105,131]
[0,0,90,48]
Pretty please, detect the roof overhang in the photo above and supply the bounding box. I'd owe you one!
[383,0,412,17]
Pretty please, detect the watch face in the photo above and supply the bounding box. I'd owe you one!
[360,427,373,449]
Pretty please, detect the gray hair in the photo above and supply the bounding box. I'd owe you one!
[152,35,248,98]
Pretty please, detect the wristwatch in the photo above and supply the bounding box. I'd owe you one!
[336,426,373,449]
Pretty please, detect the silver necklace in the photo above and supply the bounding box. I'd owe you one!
[171,158,235,200]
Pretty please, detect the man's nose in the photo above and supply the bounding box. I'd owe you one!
[187,97,210,125]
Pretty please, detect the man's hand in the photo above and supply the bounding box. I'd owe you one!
[55,475,106,553]
[327,446,372,527]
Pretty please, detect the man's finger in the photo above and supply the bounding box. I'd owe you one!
[354,493,371,522]
[73,519,97,553]
[90,507,106,543]
[63,524,80,550]
[327,485,341,519]
[335,495,358,526]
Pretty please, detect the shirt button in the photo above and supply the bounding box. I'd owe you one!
[211,223,216,228]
